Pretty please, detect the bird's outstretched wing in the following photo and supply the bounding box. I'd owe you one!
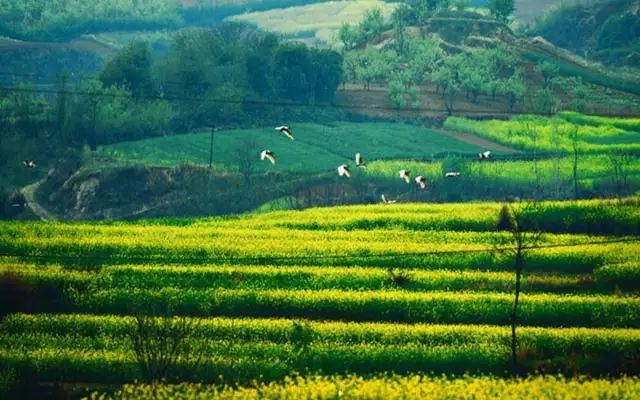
[276,126,294,141]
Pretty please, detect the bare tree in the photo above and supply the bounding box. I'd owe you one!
[236,138,258,188]
[569,126,580,200]
[608,152,633,200]
[128,314,205,382]
[496,202,543,375]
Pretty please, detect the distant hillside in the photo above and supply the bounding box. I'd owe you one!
[0,0,326,41]
[530,0,640,67]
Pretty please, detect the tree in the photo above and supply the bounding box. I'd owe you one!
[432,54,464,115]
[128,314,206,382]
[392,4,410,56]
[609,152,633,199]
[342,52,360,87]
[498,70,526,112]
[310,49,343,102]
[236,138,258,187]
[406,37,443,85]
[533,88,557,116]
[571,78,588,113]
[569,126,580,200]
[358,8,385,43]
[338,23,359,51]
[489,0,515,23]
[495,202,543,375]
[100,41,154,98]
[535,61,559,89]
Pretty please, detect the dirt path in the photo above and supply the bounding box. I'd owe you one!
[21,174,58,221]
[431,128,521,153]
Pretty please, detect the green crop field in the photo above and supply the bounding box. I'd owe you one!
[100,122,482,172]
[1,199,639,397]
[444,113,640,153]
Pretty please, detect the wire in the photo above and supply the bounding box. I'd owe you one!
[1,84,636,118]
[0,237,636,264]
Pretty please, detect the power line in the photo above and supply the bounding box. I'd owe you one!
[0,237,637,264]
[1,84,636,118]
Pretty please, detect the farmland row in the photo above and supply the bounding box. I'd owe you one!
[88,375,640,400]
[1,314,639,382]
[68,288,640,327]
[3,262,639,300]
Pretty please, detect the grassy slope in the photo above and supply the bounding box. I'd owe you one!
[100,122,482,172]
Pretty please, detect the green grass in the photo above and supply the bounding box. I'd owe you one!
[100,122,482,173]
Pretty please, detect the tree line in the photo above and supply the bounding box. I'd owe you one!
[0,23,343,150]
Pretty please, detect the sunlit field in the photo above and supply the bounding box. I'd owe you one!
[1,199,639,395]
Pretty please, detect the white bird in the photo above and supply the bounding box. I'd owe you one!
[445,172,461,178]
[381,194,397,204]
[478,151,491,160]
[415,176,427,189]
[260,150,276,164]
[399,169,410,184]
[337,164,350,178]
[355,152,367,168]
[11,202,26,208]
[275,126,294,141]
[23,160,36,168]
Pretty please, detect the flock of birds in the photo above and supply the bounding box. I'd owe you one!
[18,126,493,207]
[263,125,493,203]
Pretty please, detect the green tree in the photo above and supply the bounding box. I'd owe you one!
[533,88,557,116]
[310,49,343,101]
[535,61,559,89]
[100,41,154,98]
[274,42,312,102]
[338,23,359,51]
[359,8,385,42]
[432,54,464,114]
[406,37,443,84]
[489,0,515,23]
[498,70,526,112]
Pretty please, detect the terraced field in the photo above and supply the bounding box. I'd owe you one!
[1,199,639,397]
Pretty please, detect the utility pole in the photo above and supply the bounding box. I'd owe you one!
[208,127,215,169]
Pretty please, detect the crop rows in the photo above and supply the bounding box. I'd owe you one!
[1,314,639,382]
[89,375,640,400]
[1,199,639,392]
[444,113,640,153]
[4,262,639,295]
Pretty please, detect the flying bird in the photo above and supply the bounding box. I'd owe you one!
[23,160,36,168]
[260,150,276,164]
[478,151,491,160]
[399,169,410,184]
[381,194,397,204]
[415,176,427,189]
[445,172,461,178]
[355,153,367,168]
[275,126,294,141]
[337,164,350,178]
